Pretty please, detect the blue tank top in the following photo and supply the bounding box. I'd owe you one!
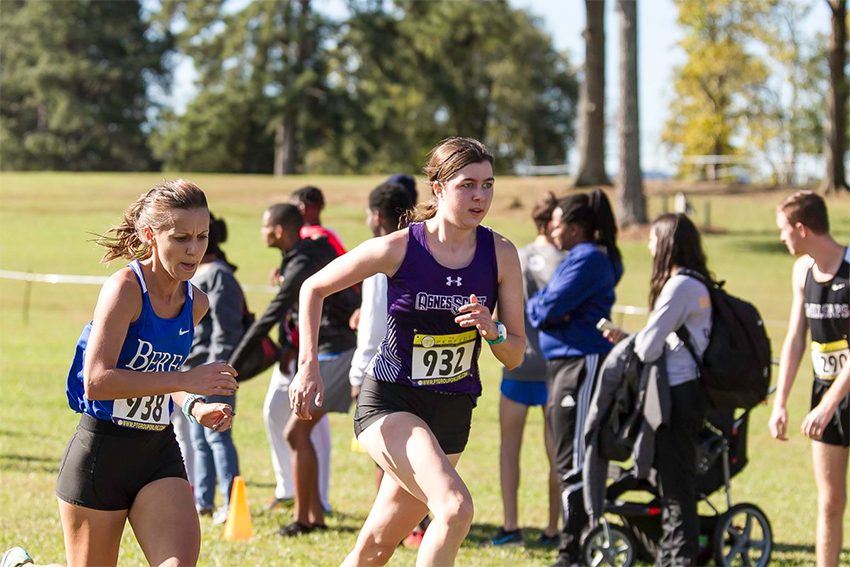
[367,222,498,396]
[65,260,195,430]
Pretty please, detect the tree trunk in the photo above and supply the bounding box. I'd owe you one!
[574,0,611,187]
[615,0,646,227]
[273,112,297,176]
[273,0,311,176]
[822,0,848,193]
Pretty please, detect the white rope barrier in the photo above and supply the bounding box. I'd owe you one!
[1,269,792,328]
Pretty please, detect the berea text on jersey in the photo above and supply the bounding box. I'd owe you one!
[126,339,185,372]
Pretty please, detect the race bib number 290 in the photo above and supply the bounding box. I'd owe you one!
[112,395,170,431]
[811,339,849,381]
[412,330,477,386]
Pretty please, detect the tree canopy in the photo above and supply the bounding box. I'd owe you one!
[0,0,169,171]
[150,0,578,174]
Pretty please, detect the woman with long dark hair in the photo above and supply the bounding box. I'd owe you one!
[606,213,713,565]
[526,188,623,567]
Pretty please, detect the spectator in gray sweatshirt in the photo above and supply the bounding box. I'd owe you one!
[604,213,712,566]
[186,214,244,524]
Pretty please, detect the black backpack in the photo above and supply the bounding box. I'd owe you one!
[675,270,771,410]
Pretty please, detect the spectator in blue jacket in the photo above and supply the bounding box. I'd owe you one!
[526,189,623,567]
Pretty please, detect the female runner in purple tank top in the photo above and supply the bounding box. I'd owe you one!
[289,137,526,567]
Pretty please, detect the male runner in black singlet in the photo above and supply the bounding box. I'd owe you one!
[769,191,849,567]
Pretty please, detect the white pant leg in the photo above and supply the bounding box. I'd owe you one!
[314,413,332,511]
[264,364,332,507]
[264,365,294,500]
[171,409,195,488]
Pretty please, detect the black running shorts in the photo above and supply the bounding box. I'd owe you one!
[56,413,188,511]
[811,378,850,447]
[353,376,475,455]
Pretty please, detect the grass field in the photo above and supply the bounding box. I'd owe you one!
[0,172,848,566]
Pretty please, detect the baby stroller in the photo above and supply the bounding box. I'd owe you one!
[581,404,773,567]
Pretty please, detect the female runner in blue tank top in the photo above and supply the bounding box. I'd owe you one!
[54,180,238,567]
[289,137,526,567]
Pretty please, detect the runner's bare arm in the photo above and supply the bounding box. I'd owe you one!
[775,256,810,407]
[769,256,810,440]
[192,286,209,326]
[456,233,525,369]
[290,232,408,419]
[296,231,408,368]
[84,270,236,400]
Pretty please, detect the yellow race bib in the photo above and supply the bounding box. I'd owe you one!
[811,339,849,381]
[411,330,477,385]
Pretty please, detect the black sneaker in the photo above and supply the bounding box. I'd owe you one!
[535,532,559,547]
[490,527,522,546]
[277,522,314,537]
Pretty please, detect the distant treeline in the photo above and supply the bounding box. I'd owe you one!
[0,0,579,175]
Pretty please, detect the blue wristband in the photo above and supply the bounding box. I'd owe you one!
[182,394,206,424]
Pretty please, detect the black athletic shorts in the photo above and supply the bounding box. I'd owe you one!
[56,413,188,511]
[353,376,476,455]
[811,378,850,447]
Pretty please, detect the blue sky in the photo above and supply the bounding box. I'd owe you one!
[167,0,834,174]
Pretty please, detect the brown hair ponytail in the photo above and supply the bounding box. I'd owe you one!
[401,137,494,227]
[96,179,208,262]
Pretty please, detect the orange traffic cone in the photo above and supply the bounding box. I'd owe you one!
[223,476,253,541]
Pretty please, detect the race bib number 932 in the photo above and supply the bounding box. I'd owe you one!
[412,330,477,385]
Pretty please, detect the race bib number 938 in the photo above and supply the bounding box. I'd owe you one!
[412,330,477,385]
[112,395,170,431]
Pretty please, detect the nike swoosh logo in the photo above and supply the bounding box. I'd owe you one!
[832,283,846,291]
[179,329,190,335]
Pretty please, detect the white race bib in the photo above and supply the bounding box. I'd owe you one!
[811,340,849,381]
[411,330,477,386]
[112,395,170,430]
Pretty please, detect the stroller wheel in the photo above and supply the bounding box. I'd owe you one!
[712,503,773,567]
[581,523,636,567]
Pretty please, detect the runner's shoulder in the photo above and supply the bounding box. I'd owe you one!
[491,230,519,258]
[792,255,812,289]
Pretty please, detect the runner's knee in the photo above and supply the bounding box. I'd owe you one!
[818,489,846,520]
[435,489,474,530]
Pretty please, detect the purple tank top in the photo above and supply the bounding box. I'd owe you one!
[366,222,498,396]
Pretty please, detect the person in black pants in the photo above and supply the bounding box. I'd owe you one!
[605,213,713,565]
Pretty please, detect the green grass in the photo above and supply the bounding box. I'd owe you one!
[0,172,848,566]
